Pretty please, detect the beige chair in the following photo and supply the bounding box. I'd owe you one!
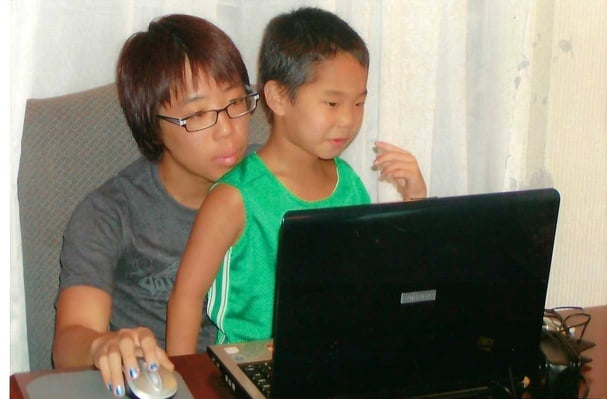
[17,83,269,370]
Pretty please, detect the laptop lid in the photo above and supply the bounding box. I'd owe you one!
[269,188,560,398]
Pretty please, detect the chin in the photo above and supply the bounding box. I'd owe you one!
[214,167,232,180]
[318,149,344,160]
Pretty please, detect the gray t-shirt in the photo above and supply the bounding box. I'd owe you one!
[59,157,217,352]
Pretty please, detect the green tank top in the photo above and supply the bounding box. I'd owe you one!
[207,153,371,343]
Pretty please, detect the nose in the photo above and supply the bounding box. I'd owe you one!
[337,104,360,128]
[213,110,235,139]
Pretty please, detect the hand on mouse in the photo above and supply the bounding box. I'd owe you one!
[126,357,178,399]
[90,327,174,397]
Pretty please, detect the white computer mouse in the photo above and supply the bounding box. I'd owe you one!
[124,357,178,399]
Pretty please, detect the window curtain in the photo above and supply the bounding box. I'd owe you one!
[10,0,607,373]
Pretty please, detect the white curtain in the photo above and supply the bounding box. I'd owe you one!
[10,0,607,373]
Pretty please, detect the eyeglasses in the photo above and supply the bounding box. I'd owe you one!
[157,90,259,132]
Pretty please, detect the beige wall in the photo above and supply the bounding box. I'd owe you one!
[543,0,607,307]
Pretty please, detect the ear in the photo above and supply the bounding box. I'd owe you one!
[263,80,289,117]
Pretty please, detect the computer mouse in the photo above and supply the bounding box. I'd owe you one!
[124,357,178,399]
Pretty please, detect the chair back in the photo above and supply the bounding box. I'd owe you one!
[17,83,269,370]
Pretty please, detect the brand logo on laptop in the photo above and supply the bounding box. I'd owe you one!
[400,289,437,304]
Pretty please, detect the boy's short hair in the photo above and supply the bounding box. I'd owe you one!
[258,7,369,123]
[117,14,249,161]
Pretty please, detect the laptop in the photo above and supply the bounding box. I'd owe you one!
[208,188,560,399]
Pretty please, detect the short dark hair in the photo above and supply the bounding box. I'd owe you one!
[117,14,249,161]
[257,7,369,123]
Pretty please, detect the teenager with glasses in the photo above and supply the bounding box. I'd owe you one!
[166,7,427,354]
[53,14,254,397]
[157,87,259,132]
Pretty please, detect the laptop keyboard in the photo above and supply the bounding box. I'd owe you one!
[240,361,273,397]
[237,361,503,399]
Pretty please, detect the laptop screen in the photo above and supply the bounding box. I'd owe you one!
[271,189,560,398]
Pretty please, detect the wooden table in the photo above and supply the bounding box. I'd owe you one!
[576,305,607,398]
[10,305,607,399]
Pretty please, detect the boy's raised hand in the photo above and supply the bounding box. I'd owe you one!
[373,140,427,201]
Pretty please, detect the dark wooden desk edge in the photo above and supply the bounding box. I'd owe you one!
[10,305,607,399]
[9,354,231,399]
[10,374,22,399]
[170,352,234,399]
[575,305,607,399]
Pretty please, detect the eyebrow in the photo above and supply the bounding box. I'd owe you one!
[322,89,368,98]
[183,83,242,104]
[183,94,208,104]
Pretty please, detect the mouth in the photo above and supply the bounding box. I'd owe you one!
[215,148,243,167]
[329,138,349,147]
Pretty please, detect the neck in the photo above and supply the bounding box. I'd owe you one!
[157,156,213,210]
[257,133,337,201]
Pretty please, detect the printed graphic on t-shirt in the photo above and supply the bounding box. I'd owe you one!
[124,257,178,296]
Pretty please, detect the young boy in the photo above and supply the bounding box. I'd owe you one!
[166,7,426,354]
[53,14,256,396]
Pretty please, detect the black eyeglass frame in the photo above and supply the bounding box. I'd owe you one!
[157,87,259,132]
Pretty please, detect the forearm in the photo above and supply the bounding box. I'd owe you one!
[52,325,109,369]
[53,286,115,369]
[166,293,203,356]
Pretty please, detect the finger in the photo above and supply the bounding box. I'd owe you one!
[377,169,410,182]
[374,150,416,166]
[118,330,140,381]
[138,328,174,371]
[155,346,175,372]
[376,160,420,178]
[139,329,162,372]
[374,156,418,174]
[107,344,126,397]
[378,164,426,195]
[96,354,113,393]
[374,140,411,153]
[377,173,402,187]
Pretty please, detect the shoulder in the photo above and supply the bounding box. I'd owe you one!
[83,157,159,206]
[105,157,157,194]
[219,153,269,186]
[191,181,245,248]
[67,157,159,228]
[334,157,371,203]
[205,184,244,216]
[335,157,354,169]
[334,157,360,177]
